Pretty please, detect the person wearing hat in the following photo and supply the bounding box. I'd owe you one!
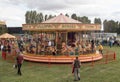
[72,57,81,81]
[16,52,24,75]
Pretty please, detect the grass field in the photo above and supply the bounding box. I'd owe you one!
[0,46,120,82]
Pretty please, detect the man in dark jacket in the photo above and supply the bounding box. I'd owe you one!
[73,57,81,81]
[16,52,24,75]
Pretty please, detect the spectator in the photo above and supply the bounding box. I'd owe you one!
[98,43,103,55]
[2,45,7,60]
[91,40,95,52]
[7,44,11,54]
[72,57,81,81]
[16,52,24,75]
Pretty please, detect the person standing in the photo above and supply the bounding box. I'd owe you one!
[91,40,95,52]
[72,57,81,81]
[1,44,4,56]
[7,43,11,54]
[2,45,7,60]
[16,52,24,75]
[98,43,103,55]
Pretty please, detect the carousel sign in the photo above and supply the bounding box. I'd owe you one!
[61,24,76,29]
[22,23,101,31]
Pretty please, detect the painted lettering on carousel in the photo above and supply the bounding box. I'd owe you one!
[36,24,53,29]
[61,24,76,29]
[23,24,54,29]
[23,24,101,30]
[85,25,95,28]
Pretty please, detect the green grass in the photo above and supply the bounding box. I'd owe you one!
[0,46,120,82]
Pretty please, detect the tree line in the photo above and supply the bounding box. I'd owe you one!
[25,10,120,34]
[0,24,7,34]
[25,10,101,24]
[103,20,120,34]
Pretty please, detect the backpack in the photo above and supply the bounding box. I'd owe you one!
[74,60,80,68]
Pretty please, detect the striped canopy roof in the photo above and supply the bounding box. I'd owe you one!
[0,33,16,39]
[0,21,6,25]
[42,13,81,24]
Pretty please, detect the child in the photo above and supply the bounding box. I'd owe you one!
[98,43,103,55]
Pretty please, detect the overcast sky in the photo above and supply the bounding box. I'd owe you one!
[0,0,120,27]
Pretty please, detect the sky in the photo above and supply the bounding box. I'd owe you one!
[0,0,120,27]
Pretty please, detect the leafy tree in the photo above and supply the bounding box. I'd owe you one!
[48,14,53,20]
[71,13,77,20]
[65,13,69,17]
[25,11,32,24]
[36,14,40,23]
[25,11,29,24]
[118,22,120,34]
[0,25,7,34]
[103,20,108,32]
[25,11,44,23]
[32,11,37,23]
[39,13,44,22]
[94,18,101,24]
[30,11,33,24]
[77,16,81,22]
[103,20,119,33]
[45,14,48,21]
[80,16,91,24]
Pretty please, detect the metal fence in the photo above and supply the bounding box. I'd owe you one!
[81,49,116,67]
[3,49,116,68]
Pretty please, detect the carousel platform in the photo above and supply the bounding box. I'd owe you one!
[23,53,103,63]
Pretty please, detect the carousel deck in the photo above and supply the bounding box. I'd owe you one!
[23,53,103,63]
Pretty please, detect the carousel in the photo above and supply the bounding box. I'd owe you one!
[22,13,102,63]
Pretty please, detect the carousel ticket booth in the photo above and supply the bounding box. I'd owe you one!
[22,14,102,63]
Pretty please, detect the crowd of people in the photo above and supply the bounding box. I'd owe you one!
[61,39,97,56]
[0,34,104,58]
[0,33,105,60]
[0,39,18,60]
[20,37,100,56]
[0,39,24,76]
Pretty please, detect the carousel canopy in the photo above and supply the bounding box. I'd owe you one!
[0,33,16,39]
[42,13,81,23]
[23,14,101,32]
